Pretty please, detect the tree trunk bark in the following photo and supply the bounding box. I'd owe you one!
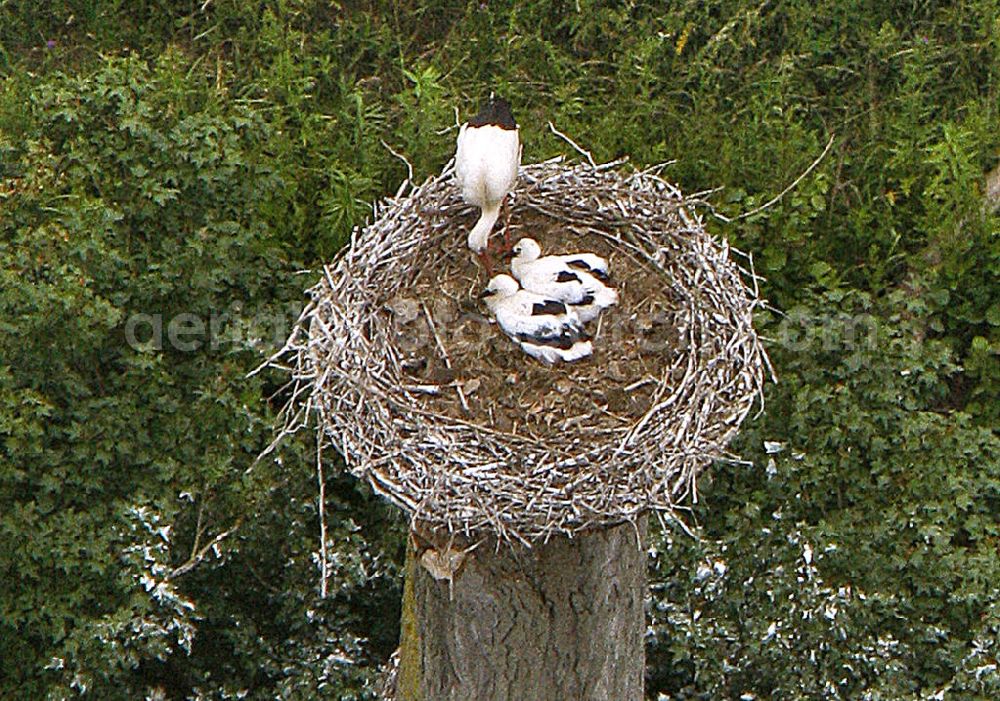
[396,518,647,701]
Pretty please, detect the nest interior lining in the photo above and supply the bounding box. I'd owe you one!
[278,158,767,543]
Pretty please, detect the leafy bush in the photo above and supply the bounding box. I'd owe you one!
[649,288,1000,698]
[0,54,401,699]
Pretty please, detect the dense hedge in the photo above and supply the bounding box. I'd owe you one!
[1,2,998,699]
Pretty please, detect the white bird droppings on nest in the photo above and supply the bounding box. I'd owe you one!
[266,157,770,544]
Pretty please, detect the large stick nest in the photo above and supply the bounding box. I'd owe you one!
[273,157,769,543]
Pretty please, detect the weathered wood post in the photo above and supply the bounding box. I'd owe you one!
[397,521,646,701]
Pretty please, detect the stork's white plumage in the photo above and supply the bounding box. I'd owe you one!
[480,274,592,364]
[509,238,618,323]
[455,95,521,254]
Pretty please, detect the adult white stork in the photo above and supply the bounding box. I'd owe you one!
[455,94,521,259]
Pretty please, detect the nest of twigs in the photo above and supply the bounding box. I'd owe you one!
[270,157,768,543]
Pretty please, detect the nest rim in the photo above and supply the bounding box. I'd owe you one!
[276,156,769,544]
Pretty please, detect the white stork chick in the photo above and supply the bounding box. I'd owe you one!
[480,275,592,364]
[509,237,618,323]
[455,95,521,254]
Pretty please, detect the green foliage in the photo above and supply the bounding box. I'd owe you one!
[1,1,999,699]
[649,288,1000,698]
[0,54,401,699]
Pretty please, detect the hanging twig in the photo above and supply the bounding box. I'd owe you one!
[548,121,598,168]
[716,133,836,222]
[316,431,329,598]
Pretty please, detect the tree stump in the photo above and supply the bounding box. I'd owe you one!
[396,519,647,701]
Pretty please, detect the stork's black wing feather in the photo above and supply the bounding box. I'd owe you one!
[516,326,588,349]
[566,258,611,282]
[555,270,580,283]
[531,300,568,316]
[517,331,574,349]
[468,96,517,130]
[515,314,589,348]
[566,259,610,282]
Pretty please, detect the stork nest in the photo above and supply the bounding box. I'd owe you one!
[271,157,769,543]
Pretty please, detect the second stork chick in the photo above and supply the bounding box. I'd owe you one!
[509,237,618,323]
[480,274,592,364]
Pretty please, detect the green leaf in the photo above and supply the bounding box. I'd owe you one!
[986,303,1000,327]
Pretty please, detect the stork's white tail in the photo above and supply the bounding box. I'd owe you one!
[592,283,618,309]
[520,339,593,365]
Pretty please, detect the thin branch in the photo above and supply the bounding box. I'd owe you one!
[548,121,597,168]
[435,105,462,134]
[720,133,835,222]
[169,518,242,580]
[189,494,207,561]
[317,431,329,598]
[381,139,414,184]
